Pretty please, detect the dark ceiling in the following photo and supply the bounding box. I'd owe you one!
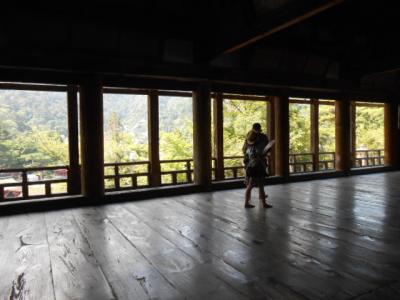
[0,0,399,92]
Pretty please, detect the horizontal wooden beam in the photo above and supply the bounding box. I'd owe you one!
[222,94,270,101]
[0,61,394,102]
[103,87,192,97]
[0,82,67,92]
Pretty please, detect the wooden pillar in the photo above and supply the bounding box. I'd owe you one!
[350,101,356,167]
[335,100,352,173]
[384,102,399,168]
[311,99,319,171]
[274,95,289,178]
[79,80,104,200]
[213,92,224,180]
[148,90,162,186]
[193,82,212,187]
[267,98,276,175]
[67,85,81,195]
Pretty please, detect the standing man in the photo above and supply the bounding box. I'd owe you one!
[242,123,272,208]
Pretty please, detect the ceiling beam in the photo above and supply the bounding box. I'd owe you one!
[220,0,344,56]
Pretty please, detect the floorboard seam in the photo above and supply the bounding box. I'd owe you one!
[349,280,399,299]
[225,191,397,257]
[125,203,316,300]
[70,211,119,300]
[43,213,58,300]
[96,207,185,299]
[167,197,380,298]
[123,205,265,299]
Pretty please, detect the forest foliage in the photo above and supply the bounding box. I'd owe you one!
[0,90,385,171]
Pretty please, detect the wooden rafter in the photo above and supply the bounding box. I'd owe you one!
[223,0,345,55]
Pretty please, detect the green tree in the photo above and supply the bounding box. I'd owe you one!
[355,106,384,150]
[104,112,148,163]
[160,118,193,160]
[319,104,336,152]
[222,99,267,156]
[289,103,311,154]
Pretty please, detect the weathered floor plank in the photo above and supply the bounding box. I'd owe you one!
[0,213,55,300]
[1,172,400,300]
[126,198,359,299]
[72,207,183,300]
[45,210,116,300]
[101,204,264,299]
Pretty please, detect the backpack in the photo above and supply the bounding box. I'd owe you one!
[244,144,265,177]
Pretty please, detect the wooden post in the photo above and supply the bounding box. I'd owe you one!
[22,171,28,198]
[311,99,319,171]
[384,102,399,168]
[213,92,224,180]
[274,95,289,178]
[114,165,120,190]
[267,98,276,175]
[193,82,212,187]
[335,99,352,173]
[350,101,356,167]
[67,85,81,195]
[45,182,51,196]
[79,79,104,200]
[148,90,161,186]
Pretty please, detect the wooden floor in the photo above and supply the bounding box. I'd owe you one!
[1,172,400,300]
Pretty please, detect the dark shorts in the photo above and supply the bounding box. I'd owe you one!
[245,162,267,186]
[246,176,266,187]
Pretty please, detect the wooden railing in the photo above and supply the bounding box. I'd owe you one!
[104,156,246,189]
[289,153,313,173]
[1,152,341,199]
[0,166,69,201]
[223,156,246,179]
[104,159,195,190]
[289,152,336,173]
[160,159,193,185]
[353,149,384,168]
[215,155,276,180]
[104,161,151,191]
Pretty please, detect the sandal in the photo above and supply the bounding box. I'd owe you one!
[262,203,273,209]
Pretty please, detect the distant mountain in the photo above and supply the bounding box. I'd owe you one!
[0,90,68,136]
[1,90,193,144]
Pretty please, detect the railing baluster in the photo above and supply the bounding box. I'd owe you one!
[186,161,191,183]
[45,182,51,196]
[132,175,137,187]
[0,186,4,201]
[22,171,28,199]
[233,168,238,178]
[333,153,336,169]
[314,153,317,170]
[172,173,177,184]
[114,165,120,190]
